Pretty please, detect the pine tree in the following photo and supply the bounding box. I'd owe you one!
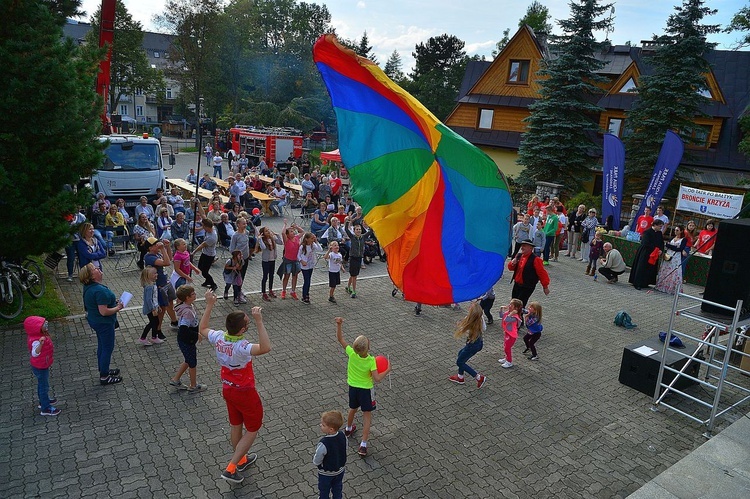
[408,34,468,120]
[517,0,613,191]
[383,50,404,82]
[356,31,377,64]
[0,0,103,259]
[492,28,511,58]
[520,1,553,35]
[624,0,719,186]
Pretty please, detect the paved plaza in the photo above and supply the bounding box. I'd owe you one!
[1,153,746,497]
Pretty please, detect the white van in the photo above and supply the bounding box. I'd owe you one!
[90,134,175,208]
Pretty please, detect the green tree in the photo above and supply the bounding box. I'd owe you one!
[520,0,553,35]
[0,0,103,258]
[624,0,719,187]
[156,0,223,146]
[356,31,378,63]
[725,4,750,48]
[383,50,404,82]
[408,34,468,120]
[492,28,511,58]
[517,0,613,190]
[85,1,164,116]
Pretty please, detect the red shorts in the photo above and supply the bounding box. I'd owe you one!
[222,385,263,432]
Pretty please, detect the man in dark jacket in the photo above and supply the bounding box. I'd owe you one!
[628,219,665,290]
[507,240,551,306]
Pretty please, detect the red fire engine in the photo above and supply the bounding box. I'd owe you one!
[220,126,303,166]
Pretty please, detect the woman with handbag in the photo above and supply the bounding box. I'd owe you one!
[655,225,687,295]
[579,209,599,263]
[80,263,123,385]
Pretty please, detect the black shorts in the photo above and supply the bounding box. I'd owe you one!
[349,257,362,276]
[348,386,376,411]
[177,339,197,368]
[328,271,341,287]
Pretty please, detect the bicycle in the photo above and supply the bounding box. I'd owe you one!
[0,261,23,319]
[0,258,45,320]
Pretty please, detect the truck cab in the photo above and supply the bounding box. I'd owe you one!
[91,134,175,208]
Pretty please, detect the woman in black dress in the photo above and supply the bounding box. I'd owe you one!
[628,219,665,290]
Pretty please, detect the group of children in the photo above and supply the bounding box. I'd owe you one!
[449,298,544,387]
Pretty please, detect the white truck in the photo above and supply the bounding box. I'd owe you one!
[89,134,175,208]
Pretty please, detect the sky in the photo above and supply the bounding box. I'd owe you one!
[77,0,748,71]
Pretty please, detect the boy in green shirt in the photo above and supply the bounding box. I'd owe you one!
[335,317,391,457]
[542,206,559,265]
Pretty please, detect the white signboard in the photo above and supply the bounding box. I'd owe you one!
[676,185,744,218]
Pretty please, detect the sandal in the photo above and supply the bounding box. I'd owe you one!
[100,375,123,385]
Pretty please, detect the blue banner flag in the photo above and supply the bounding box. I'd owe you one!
[635,130,684,220]
[602,134,625,229]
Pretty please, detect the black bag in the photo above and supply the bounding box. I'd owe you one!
[581,228,590,244]
[177,325,199,345]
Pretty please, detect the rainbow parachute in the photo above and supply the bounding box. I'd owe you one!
[313,35,512,305]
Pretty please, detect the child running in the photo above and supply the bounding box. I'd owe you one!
[202,291,271,484]
[522,302,543,361]
[172,238,201,287]
[26,316,60,416]
[498,298,523,368]
[335,317,391,457]
[449,302,487,388]
[139,267,162,345]
[313,410,347,499]
[325,241,346,303]
[223,250,245,305]
[169,285,206,392]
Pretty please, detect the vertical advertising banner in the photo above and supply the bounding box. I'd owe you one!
[602,134,625,229]
[635,130,684,220]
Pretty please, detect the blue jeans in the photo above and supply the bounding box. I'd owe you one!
[542,235,554,261]
[89,320,116,378]
[213,165,222,179]
[456,338,483,378]
[31,366,51,410]
[301,269,313,299]
[318,471,344,499]
[65,243,77,276]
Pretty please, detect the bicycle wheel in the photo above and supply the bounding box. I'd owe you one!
[0,278,24,319]
[22,260,45,298]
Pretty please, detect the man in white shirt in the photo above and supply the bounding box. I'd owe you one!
[213,152,223,179]
[186,168,197,184]
[270,183,287,217]
[654,206,669,232]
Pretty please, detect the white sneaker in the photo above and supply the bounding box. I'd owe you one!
[138,338,152,346]
[498,358,507,364]
[501,361,514,368]
[151,337,164,344]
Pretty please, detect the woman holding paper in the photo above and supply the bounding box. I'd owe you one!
[79,263,124,385]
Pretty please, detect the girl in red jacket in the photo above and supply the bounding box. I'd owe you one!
[26,316,60,416]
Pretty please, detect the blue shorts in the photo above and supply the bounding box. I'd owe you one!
[348,386,376,412]
[157,283,177,307]
[177,339,197,368]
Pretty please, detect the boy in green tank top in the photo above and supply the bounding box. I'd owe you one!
[335,317,391,457]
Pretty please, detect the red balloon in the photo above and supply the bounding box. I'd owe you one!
[251,208,260,215]
[375,355,389,374]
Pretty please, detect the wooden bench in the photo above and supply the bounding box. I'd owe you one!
[166,178,228,205]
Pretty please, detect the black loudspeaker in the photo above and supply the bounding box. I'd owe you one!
[619,336,699,396]
[701,218,750,317]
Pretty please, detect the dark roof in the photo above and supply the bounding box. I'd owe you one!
[449,127,522,149]
[456,60,490,101]
[458,95,536,107]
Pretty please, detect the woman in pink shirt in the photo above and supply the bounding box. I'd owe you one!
[280,220,303,300]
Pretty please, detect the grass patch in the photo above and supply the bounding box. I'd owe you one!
[180,146,199,153]
[0,257,70,328]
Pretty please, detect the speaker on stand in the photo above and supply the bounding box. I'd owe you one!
[701,218,750,317]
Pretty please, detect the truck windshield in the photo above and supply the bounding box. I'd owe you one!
[101,143,161,171]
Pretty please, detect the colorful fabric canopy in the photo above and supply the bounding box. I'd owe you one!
[313,35,512,305]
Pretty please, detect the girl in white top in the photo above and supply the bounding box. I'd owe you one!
[297,232,323,304]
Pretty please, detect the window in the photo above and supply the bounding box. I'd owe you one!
[478,109,494,129]
[135,88,143,96]
[697,87,712,98]
[151,64,157,69]
[119,104,128,116]
[154,51,160,58]
[688,125,712,148]
[607,118,623,137]
[508,60,530,84]
[618,77,637,93]
[136,106,144,117]
[165,88,173,99]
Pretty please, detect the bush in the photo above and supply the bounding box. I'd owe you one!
[566,192,602,214]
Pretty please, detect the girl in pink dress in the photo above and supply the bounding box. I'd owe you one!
[498,298,523,368]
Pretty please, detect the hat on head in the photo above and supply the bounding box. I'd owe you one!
[145,236,159,248]
[519,239,534,246]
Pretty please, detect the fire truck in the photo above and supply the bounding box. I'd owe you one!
[220,126,303,166]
